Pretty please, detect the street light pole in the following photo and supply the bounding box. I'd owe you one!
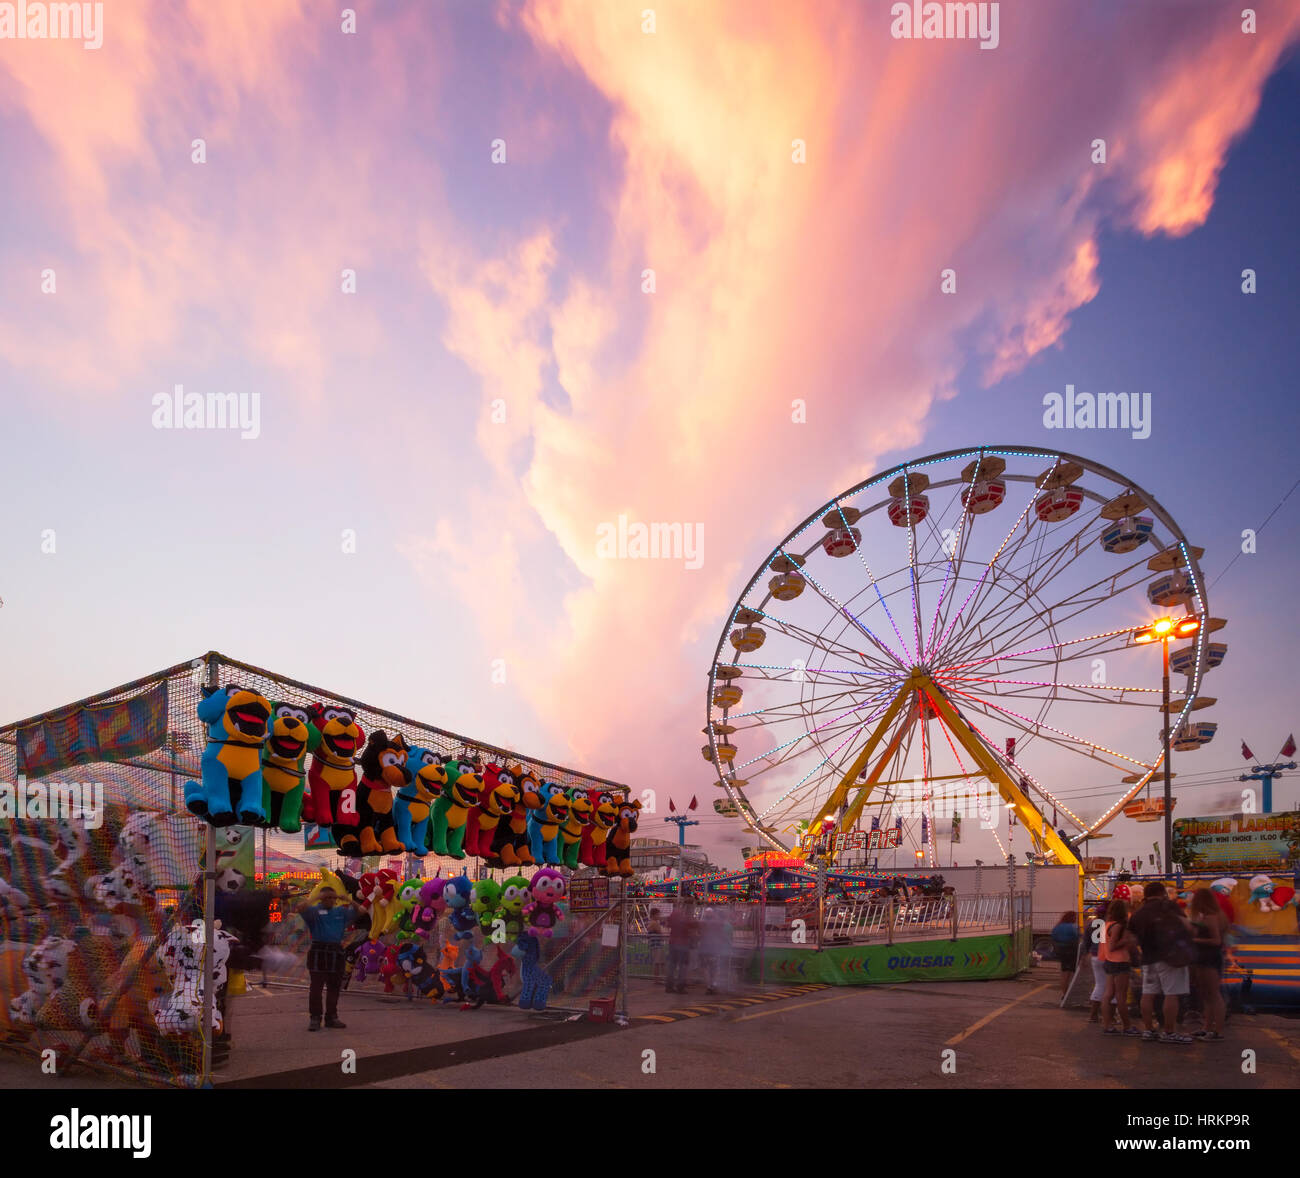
[1162,631,1172,874]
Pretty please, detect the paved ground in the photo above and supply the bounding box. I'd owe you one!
[2,964,1296,1089]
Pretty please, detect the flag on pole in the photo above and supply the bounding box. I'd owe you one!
[870,814,879,831]
[1241,741,1255,762]
[668,797,676,813]
[688,795,698,811]
[1282,734,1297,758]
[921,815,929,845]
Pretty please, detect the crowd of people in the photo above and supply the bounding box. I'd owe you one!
[646,904,738,994]
[1049,882,1230,1043]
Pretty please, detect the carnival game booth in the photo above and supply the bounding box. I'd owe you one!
[0,652,631,1087]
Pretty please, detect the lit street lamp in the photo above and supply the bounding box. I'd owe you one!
[1132,615,1201,871]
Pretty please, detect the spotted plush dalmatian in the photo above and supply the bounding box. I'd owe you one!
[151,919,237,1037]
[8,936,74,1026]
[86,812,165,912]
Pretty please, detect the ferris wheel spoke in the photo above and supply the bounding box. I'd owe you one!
[783,544,910,669]
[754,611,901,675]
[824,505,918,667]
[922,482,979,663]
[942,685,1151,772]
[931,477,1041,660]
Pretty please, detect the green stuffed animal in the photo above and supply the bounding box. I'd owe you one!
[261,702,317,833]
[429,758,484,859]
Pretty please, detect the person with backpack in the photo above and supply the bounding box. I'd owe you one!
[1098,899,1139,1035]
[1128,881,1194,1044]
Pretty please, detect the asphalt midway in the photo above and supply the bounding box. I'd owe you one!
[215,1018,619,1089]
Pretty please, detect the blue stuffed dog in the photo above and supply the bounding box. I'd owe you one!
[183,685,271,826]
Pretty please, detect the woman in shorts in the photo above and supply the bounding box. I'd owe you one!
[1100,899,1139,1036]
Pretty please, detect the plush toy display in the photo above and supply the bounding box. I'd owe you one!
[489,765,536,868]
[356,730,412,855]
[437,939,465,1001]
[86,811,166,912]
[580,790,618,870]
[350,939,387,984]
[527,782,570,867]
[557,789,593,869]
[183,685,271,826]
[1209,878,1237,922]
[523,867,567,938]
[444,875,477,941]
[152,920,237,1037]
[412,877,448,939]
[378,944,406,994]
[306,868,349,906]
[470,879,504,937]
[463,944,516,1008]
[302,703,365,854]
[395,747,447,855]
[514,935,551,1012]
[467,764,517,860]
[396,941,444,1000]
[498,876,530,938]
[604,799,641,877]
[43,810,124,907]
[260,702,316,833]
[430,759,484,859]
[8,935,75,1028]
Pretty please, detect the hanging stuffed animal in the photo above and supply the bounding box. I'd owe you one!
[604,799,641,877]
[430,758,484,859]
[1209,878,1237,922]
[356,730,411,856]
[498,876,530,939]
[514,934,551,1012]
[1248,874,1278,911]
[260,702,316,834]
[470,878,504,938]
[151,919,237,1037]
[444,875,477,941]
[523,867,567,938]
[349,939,387,984]
[378,944,406,995]
[557,788,593,869]
[8,936,75,1029]
[412,877,447,939]
[468,764,519,861]
[437,939,465,1002]
[183,685,271,826]
[394,747,447,855]
[396,941,444,1000]
[581,790,618,870]
[490,765,537,868]
[526,781,570,866]
[86,811,166,912]
[303,703,364,854]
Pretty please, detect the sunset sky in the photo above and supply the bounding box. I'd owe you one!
[2,1,1298,869]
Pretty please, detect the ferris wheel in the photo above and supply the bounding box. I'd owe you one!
[703,446,1224,866]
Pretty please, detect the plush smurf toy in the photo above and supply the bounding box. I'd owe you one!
[183,685,271,826]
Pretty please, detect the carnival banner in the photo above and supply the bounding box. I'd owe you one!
[1173,811,1300,873]
[16,683,168,778]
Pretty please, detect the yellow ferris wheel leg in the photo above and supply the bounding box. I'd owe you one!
[916,675,1080,871]
[807,670,921,849]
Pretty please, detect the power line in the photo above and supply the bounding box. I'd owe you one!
[1208,473,1300,589]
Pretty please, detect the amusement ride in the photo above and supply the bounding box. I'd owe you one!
[703,446,1224,874]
